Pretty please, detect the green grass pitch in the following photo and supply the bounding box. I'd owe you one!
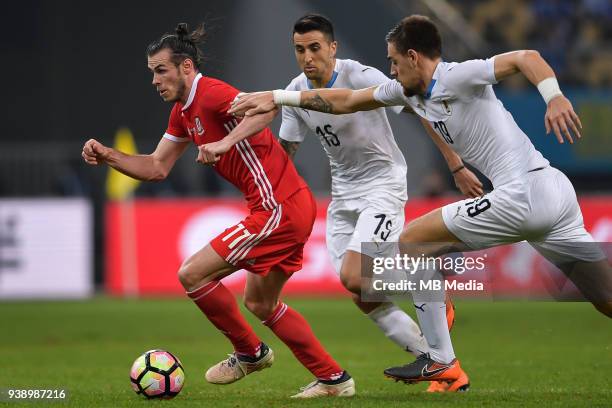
[1,297,610,407]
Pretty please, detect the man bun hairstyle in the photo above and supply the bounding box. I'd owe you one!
[386,15,441,59]
[293,13,335,42]
[147,22,206,69]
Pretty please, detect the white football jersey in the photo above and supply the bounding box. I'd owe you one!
[373,59,549,188]
[280,59,407,201]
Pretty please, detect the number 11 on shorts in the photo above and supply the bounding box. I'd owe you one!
[221,223,252,249]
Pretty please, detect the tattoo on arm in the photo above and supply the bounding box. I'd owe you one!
[302,94,333,113]
[279,139,300,159]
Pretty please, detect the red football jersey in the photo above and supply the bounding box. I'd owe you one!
[164,74,308,211]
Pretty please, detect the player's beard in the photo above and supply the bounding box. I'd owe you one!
[303,60,333,85]
[402,86,417,98]
[401,79,425,98]
[304,72,318,81]
[303,69,321,83]
[168,77,187,103]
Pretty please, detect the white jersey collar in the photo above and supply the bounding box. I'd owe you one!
[424,61,444,99]
[182,73,202,111]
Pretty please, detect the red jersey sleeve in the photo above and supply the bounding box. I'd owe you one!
[164,104,189,142]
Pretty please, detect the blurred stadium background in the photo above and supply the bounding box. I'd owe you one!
[1,0,610,298]
[1,0,611,406]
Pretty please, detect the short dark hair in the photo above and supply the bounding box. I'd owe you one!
[386,15,441,59]
[146,23,206,70]
[293,14,335,42]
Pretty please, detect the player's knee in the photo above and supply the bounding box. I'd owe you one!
[399,224,417,244]
[399,223,438,257]
[340,268,361,294]
[177,260,201,290]
[399,227,422,257]
[244,298,275,321]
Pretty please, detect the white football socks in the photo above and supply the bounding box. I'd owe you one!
[367,303,428,356]
[412,267,456,364]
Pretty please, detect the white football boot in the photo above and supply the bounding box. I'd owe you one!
[290,373,355,398]
[205,343,274,384]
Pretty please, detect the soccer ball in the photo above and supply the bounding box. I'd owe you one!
[130,349,185,399]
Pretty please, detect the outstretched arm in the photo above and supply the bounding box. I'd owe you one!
[228,87,386,117]
[82,137,188,181]
[493,50,556,83]
[493,50,582,144]
[297,87,385,114]
[197,109,278,165]
[419,118,483,197]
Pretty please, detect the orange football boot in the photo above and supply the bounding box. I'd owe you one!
[385,353,469,392]
[426,295,458,391]
[426,366,470,392]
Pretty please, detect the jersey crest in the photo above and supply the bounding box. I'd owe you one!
[195,117,205,135]
[442,100,452,116]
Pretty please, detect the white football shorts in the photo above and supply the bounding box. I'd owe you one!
[326,194,406,274]
[442,166,605,265]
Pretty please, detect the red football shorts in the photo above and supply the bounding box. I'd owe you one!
[210,188,316,275]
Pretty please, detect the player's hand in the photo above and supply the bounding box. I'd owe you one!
[82,139,111,165]
[197,141,230,166]
[229,91,276,117]
[545,95,582,144]
[454,167,483,198]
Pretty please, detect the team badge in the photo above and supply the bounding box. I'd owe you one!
[195,117,205,135]
[442,100,452,116]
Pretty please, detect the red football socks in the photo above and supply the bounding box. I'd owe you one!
[263,302,344,381]
[187,281,261,357]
